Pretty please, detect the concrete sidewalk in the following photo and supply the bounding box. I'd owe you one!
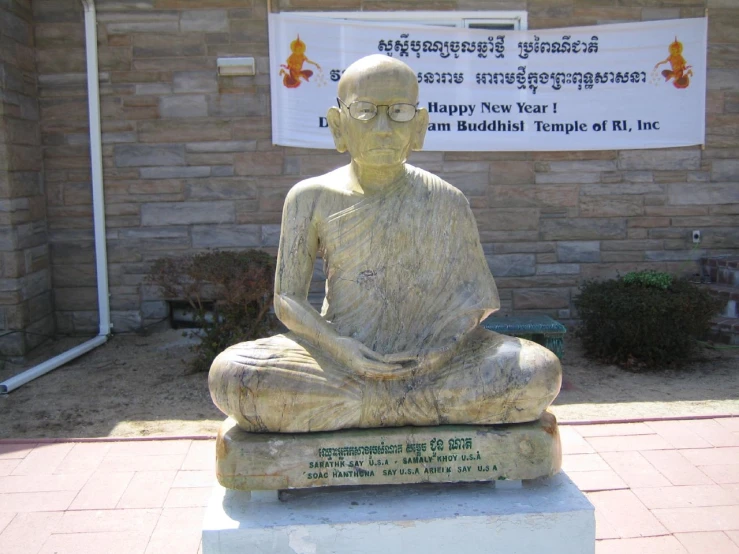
[0,417,737,554]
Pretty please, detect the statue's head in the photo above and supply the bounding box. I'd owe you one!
[327,55,429,167]
[669,37,682,56]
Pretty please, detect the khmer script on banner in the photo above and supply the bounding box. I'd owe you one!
[268,15,706,151]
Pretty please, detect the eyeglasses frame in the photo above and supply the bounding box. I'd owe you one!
[336,97,418,123]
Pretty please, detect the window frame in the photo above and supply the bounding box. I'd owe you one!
[291,10,528,31]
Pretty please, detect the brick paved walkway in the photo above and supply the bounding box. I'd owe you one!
[0,417,737,553]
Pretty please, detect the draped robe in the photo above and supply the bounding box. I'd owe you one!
[319,165,498,355]
[209,166,561,433]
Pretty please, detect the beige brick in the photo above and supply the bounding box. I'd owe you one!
[489,162,535,185]
[708,10,739,43]
[138,120,231,143]
[34,23,85,48]
[671,215,739,227]
[572,6,641,21]
[445,152,530,162]
[653,171,687,183]
[36,48,86,73]
[476,209,539,232]
[644,206,709,217]
[536,253,557,264]
[229,20,269,42]
[541,218,627,241]
[536,185,579,207]
[234,151,284,176]
[628,217,670,228]
[708,44,739,70]
[580,196,643,217]
[231,117,272,139]
[513,288,570,310]
[108,34,131,47]
[155,0,252,6]
[133,34,206,58]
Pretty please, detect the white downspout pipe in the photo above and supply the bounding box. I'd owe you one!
[0,0,110,393]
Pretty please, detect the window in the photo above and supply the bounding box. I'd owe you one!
[293,11,527,31]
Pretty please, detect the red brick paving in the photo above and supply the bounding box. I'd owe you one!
[0,417,736,553]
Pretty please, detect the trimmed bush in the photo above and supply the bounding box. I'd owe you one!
[574,270,721,369]
[147,250,278,372]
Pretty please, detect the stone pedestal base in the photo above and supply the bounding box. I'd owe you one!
[202,472,595,554]
[215,412,562,491]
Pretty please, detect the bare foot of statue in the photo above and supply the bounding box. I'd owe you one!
[209,54,562,433]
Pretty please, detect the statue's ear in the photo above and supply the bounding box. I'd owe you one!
[411,107,429,151]
[327,106,347,153]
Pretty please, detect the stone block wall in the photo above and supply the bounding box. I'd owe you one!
[27,0,739,338]
[0,0,52,357]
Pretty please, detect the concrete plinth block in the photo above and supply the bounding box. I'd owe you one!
[215,412,562,491]
[202,473,595,554]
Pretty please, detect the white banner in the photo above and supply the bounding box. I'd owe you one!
[268,15,706,152]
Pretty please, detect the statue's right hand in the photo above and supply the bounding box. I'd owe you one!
[332,337,405,379]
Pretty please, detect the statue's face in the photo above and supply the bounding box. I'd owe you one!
[330,65,427,167]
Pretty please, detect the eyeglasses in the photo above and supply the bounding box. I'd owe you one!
[337,97,417,123]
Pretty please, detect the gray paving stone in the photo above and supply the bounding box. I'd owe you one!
[617,149,701,170]
[207,94,268,117]
[107,21,179,34]
[103,132,137,144]
[185,141,257,153]
[115,144,185,167]
[261,224,281,247]
[537,264,580,275]
[191,224,261,248]
[513,288,570,310]
[711,160,739,181]
[212,166,234,177]
[535,172,600,184]
[142,300,168,320]
[541,219,626,241]
[442,172,488,196]
[581,183,663,195]
[487,254,536,277]
[180,10,228,33]
[136,83,173,95]
[160,94,208,118]
[140,166,210,179]
[546,160,617,172]
[557,242,601,264]
[668,183,739,205]
[116,227,192,249]
[111,310,143,332]
[142,202,235,225]
[173,71,218,94]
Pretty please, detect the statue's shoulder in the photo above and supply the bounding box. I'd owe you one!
[406,164,470,208]
[286,166,350,203]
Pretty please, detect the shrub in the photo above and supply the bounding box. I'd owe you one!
[147,250,278,372]
[574,270,721,369]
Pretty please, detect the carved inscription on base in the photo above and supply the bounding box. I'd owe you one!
[216,413,561,491]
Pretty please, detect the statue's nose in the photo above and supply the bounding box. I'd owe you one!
[373,108,392,133]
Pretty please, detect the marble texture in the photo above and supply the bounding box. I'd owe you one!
[208,54,562,434]
[215,412,561,491]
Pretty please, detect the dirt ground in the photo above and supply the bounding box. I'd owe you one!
[1,327,737,439]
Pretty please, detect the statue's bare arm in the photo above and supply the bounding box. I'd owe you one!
[273,184,403,377]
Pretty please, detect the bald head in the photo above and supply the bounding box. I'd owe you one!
[327,54,428,164]
[338,55,418,103]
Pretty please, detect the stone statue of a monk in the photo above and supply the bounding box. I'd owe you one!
[209,55,561,433]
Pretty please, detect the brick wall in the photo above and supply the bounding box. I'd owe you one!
[27,0,739,340]
[0,0,52,357]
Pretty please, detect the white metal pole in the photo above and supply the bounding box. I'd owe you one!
[0,0,110,393]
[82,0,111,337]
